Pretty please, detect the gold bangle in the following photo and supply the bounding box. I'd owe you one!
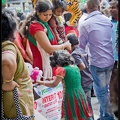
[3,77,14,84]
[43,81,45,86]
[61,44,64,50]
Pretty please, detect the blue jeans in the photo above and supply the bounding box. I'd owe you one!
[90,65,115,120]
[83,82,94,120]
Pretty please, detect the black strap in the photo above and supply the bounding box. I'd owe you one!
[1,88,22,118]
[1,87,34,120]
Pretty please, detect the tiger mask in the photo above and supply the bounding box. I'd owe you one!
[66,0,83,26]
[31,0,83,26]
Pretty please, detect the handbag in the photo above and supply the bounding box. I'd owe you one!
[1,87,35,120]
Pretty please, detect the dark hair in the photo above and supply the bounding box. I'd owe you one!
[17,12,26,21]
[109,0,118,8]
[64,12,72,22]
[81,8,87,13]
[20,0,53,37]
[2,9,16,42]
[67,33,79,46]
[52,0,67,12]
[35,0,53,12]
[50,50,75,68]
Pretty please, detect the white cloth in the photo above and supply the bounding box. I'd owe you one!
[37,42,52,80]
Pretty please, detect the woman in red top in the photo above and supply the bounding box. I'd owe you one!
[14,21,33,64]
[20,0,71,79]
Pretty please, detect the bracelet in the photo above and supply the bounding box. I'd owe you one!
[61,44,64,50]
[43,81,46,86]
[3,77,14,84]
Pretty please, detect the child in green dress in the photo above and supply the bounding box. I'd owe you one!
[37,50,92,120]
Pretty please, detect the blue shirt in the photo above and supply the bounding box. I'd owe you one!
[110,16,118,61]
[72,46,93,87]
[79,11,114,68]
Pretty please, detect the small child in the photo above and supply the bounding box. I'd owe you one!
[36,50,92,120]
[67,33,94,120]
[48,0,67,44]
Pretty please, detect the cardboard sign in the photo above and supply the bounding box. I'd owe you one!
[34,82,63,120]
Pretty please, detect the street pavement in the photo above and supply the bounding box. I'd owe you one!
[91,97,100,120]
[34,109,47,120]
[91,97,118,120]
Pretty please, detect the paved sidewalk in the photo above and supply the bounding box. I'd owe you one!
[34,109,47,120]
[91,97,118,120]
[91,97,100,120]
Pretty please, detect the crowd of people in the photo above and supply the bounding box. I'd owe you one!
[2,0,118,120]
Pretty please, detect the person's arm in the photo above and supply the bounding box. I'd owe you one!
[25,40,33,61]
[78,63,86,71]
[30,22,71,53]
[79,25,88,50]
[14,38,33,64]
[25,56,33,65]
[2,51,20,91]
[36,67,65,87]
[34,31,71,54]
[36,76,62,88]
[72,53,86,71]
[14,32,28,59]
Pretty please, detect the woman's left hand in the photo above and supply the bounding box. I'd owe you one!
[2,81,20,91]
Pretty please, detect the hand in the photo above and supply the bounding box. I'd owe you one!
[64,41,71,52]
[36,80,43,85]
[46,78,52,81]
[45,77,53,81]
[2,81,20,91]
[45,76,56,81]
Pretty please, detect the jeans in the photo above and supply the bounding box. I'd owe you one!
[90,65,115,120]
[83,82,94,120]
